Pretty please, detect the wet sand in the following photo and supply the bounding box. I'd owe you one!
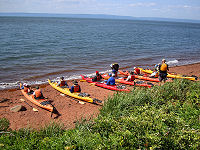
[0,62,199,130]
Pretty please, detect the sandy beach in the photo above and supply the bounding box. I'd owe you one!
[0,63,200,130]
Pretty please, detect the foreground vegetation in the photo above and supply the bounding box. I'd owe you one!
[0,79,199,149]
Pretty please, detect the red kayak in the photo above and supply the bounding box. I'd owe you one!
[81,75,130,92]
[118,70,159,82]
[102,74,153,88]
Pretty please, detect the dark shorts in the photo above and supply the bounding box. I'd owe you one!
[159,72,167,82]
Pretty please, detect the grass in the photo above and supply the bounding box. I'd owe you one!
[0,79,199,149]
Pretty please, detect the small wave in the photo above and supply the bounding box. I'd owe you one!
[0,70,112,90]
[0,80,48,90]
[167,60,179,66]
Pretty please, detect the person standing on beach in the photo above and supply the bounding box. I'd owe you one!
[159,59,169,85]
[110,63,119,77]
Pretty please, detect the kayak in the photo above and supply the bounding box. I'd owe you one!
[48,79,101,104]
[81,75,130,92]
[118,70,160,82]
[138,67,197,81]
[101,74,153,88]
[21,90,54,112]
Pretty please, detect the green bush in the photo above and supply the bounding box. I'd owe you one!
[0,118,10,131]
[0,79,199,149]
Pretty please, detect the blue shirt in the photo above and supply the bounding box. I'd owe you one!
[106,77,115,85]
[70,85,81,93]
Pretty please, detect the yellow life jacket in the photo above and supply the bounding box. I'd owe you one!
[160,63,167,71]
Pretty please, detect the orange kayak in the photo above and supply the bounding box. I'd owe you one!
[21,90,54,112]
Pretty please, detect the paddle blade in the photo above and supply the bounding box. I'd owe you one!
[79,101,85,104]
[60,94,65,96]
[89,83,96,86]
[33,108,38,112]
[80,80,86,82]
[19,98,25,102]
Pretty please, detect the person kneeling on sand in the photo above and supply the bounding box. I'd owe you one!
[106,73,116,85]
[92,71,102,82]
[33,86,44,99]
[159,59,169,85]
[150,64,160,78]
[134,67,141,75]
[126,71,135,81]
[20,83,33,94]
[57,76,69,88]
[70,80,81,93]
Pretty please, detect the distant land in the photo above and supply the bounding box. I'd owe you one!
[1,13,200,23]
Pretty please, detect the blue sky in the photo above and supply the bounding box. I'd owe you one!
[0,0,200,20]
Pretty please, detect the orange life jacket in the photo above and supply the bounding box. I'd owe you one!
[60,80,66,87]
[160,63,168,71]
[73,85,80,92]
[24,86,29,93]
[35,89,42,98]
[155,72,158,77]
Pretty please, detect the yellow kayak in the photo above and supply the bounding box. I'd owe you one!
[48,79,101,104]
[138,67,196,81]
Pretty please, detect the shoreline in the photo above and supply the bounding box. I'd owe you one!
[0,62,200,130]
[1,61,200,91]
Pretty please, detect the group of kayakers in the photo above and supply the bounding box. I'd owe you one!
[20,83,44,99]
[20,59,169,99]
[103,59,169,86]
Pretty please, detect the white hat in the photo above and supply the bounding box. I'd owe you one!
[162,59,166,62]
[23,83,27,86]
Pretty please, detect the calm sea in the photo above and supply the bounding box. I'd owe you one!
[0,16,200,89]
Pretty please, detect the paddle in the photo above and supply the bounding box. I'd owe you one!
[19,98,38,112]
[89,83,96,86]
[80,80,86,82]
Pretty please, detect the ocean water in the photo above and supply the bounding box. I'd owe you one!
[0,16,200,89]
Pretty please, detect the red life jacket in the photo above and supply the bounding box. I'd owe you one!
[74,85,80,92]
[134,68,140,74]
[60,80,66,87]
[96,75,101,81]
[35,89,42,98]
[130,75,135,81]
